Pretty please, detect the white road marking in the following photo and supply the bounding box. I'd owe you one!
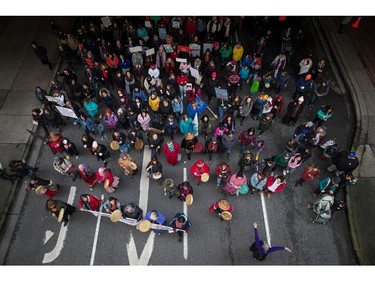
[43,230,54,245]
[139,148,151,212]
[90,194,104,266]
[260,192,272,246]
[183,168,188,259]
[127,231,156,265]
[42,186,76,264]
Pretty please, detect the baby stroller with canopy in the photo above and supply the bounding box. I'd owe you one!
[312,194,334,224]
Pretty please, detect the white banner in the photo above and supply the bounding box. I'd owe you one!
[55,106,78,119]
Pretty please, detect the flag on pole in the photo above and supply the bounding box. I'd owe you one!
[195,96,207,114]
[192,112,199,136]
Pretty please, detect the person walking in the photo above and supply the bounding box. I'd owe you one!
[224,170,247,196]
[162,140,181,166]
[209,199,233,221]
[96,167,120,193]
[78,163,97,191]
[31,41,53,70]
[313,105,334,127]
[214,161,231,189]
[295,165,320,187]
[189,159,210,185]
[250,222,292,261]
[46,199,76,226]
[169,213,192,242]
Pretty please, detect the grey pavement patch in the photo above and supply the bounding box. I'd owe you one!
[0,90,40,115]
[0,47,28,69]
[359,145,375,177]
[5,17,40,31]
[362,90,375,113]
[0,68,19,90]
[353,69,375,92]
[37,17,73,32]
[347,178,375,265]
[11,68,51,91]
[0,116,33,143]
[0,90,8,109]
[368,116,375,145]
[32,31,59,48]
[0,29,35,49]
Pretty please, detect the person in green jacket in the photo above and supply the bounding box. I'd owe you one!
[220,42,232,69]
[271,152,290,174]
[313,105,334,127]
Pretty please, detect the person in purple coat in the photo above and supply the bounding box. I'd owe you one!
[250,222,292,261]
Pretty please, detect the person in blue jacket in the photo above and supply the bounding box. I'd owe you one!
[144,210,167,236]
[250,222,292,261]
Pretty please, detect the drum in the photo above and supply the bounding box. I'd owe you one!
[201,173,210,182]
[110,210,123,222]
[110,141,120,150]
[135,139,144,151]
[221,211,232,221]
[138,220,152,232]
[129,162,138,170]
[218,199,231,211]
[185,194,193,205]
[147,127,164,135]
[193,141,204,153]
[153,172,162,179]
[104,179,110,189]
[35,185,47,195]
[57,208,65,223]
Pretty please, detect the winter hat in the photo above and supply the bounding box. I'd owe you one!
[211,72,217,78]
[197,159,204,165]
[98,167,106,176]
[306,121,313,127]
[298,96,304,102]
[305,74,312,80]
[92,141,98,149]
[211,137,217,142]
[349,151,356,158]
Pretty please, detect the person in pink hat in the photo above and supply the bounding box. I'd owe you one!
[96,167,119,193]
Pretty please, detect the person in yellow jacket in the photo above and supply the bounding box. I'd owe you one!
[148,92,160,113]
[232,42,244,63]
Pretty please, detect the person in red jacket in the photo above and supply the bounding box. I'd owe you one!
[46,132,64,155]
[189,159,210,185]
[177,72,188,100]
[162,140,181,166]
[96,167,119,193]
[185,17,197,40]
[78,194,102,211]
[209,199,233,221]
[295,165,320,187]
[262,175,286,199]
[214,161,231,188]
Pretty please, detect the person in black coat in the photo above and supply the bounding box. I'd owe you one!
[123,203,143,221]
[32,108,49,137]
[164,114,178,140]
[327,151,359,175]
[282,96,305,127]
[31,41,53,70]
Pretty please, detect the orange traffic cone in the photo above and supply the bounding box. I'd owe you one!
[352,17,362,28]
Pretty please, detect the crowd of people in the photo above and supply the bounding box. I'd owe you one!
[0,16,359,259]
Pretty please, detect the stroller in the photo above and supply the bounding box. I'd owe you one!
[312,195,334,224]
[320,139,340,160]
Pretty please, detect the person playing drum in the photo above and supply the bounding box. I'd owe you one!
[144,210,167,236]
[145,156,163,184]
[189,159,210,185]
[176,181,194,202]
[209,199,233,221]
[46,199,76,226]
[118,154,138,178]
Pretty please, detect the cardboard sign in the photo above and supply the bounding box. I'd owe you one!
[145,48,155,56]
[144,20,152,28]
[176,58,187,63]
[186,83,193,91]
[101,17,112,28]
[189,43,201,57]
[178,45,191,53]
[172,20,180,29]
[56,106,78,119]
[163,44,174,53]
[190,67,200,79]
[203,43,213,53]
[129,46,143,53]
[214,87,229,100]
[45,96,61,103]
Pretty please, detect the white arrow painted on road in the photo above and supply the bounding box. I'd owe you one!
[127,231,156,265]
[43,230,54,245]
[260,192,272,247]
[42,186,76,264]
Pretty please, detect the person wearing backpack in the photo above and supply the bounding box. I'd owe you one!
[250,222,292,261]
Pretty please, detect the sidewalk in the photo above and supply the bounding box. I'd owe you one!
[316,16,375,265]
[0,17,74,258]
